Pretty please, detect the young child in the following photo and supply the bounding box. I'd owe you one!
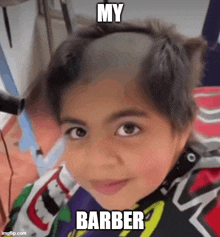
[4,19,220,237]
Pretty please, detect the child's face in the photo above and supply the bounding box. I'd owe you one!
[60,72,191,210]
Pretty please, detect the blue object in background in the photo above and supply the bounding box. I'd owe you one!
[202,0,220,86]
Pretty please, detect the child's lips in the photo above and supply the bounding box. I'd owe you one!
[90,179,131,195]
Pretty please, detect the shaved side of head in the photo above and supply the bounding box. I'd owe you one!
[79,32,153,84]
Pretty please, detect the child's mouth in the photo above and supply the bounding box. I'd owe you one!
[90,179,131,195]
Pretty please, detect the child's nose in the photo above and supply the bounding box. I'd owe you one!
[85,139,122,169]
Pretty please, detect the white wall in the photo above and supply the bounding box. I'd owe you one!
[0,0,38,126]
[0,0,38,95]
[72,0,210,37]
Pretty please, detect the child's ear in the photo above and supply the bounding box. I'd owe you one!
[183,37,207,86]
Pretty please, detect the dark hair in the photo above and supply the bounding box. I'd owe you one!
[43,18,207,131]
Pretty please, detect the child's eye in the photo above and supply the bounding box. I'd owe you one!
[65,127,87,140]
[116,123,141,137]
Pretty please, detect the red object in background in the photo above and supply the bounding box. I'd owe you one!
[192,87,220,236]
[0,96,61,232]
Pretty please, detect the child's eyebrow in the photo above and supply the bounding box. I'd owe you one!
[105,108,149,124]
[60,118,86,126]
[60,108,149,126]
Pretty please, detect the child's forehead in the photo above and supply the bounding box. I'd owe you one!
[80,32,153,82]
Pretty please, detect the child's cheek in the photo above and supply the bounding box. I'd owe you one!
[61,148,81,176]
[132,150,173,186]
